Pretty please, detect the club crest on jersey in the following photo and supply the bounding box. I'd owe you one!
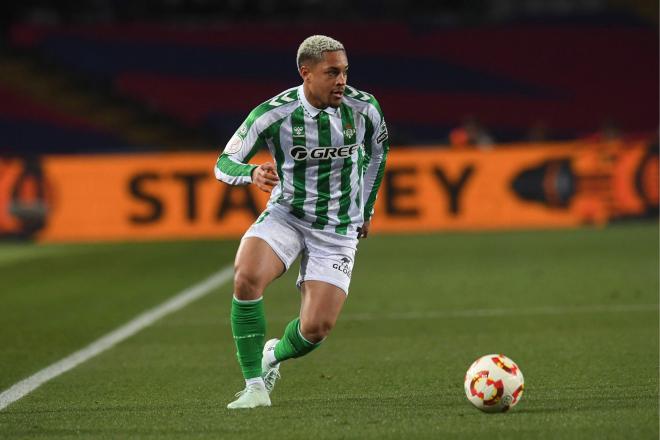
[343,127,356,141]
[293,126,305,138]
[290,143,360,161]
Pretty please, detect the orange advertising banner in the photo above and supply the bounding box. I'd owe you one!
[0,142,657,242]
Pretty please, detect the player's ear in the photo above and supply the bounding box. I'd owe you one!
[299,65,309,81]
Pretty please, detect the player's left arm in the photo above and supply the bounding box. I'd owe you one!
[360,98,390,238]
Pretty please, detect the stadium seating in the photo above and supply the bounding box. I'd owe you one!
[9,21,658,146]
[0,83,131,153]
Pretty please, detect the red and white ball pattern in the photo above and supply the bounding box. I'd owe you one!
[464,354,524,413]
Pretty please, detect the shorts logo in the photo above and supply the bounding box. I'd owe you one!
[290,143,360,161]
[332,256,353,278]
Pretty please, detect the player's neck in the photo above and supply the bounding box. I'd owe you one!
[302,85,327,110]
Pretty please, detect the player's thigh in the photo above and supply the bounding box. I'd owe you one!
[234,236,286,289]
[299,280,347,333]
[234,210,304,297]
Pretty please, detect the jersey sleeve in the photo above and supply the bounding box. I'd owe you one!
[362,98,390,222]
[214,109,268,186]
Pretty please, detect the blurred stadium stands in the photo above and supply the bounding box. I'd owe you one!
[0,1,657,242]
[0,81,133,152]
[0,0,657,153]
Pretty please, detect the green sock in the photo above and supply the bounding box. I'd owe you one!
[274,317,320,362]
[230,296,266,379]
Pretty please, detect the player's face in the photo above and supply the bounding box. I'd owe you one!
[300,50,348,109]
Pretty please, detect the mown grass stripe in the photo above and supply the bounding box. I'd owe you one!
[0,264,234,412]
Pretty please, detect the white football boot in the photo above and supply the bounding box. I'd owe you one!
[226,382,271,409]
[261,338,281,394]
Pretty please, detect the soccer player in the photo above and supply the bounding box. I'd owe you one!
[215,35,389,409]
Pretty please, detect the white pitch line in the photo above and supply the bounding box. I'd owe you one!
[0,264,234,412]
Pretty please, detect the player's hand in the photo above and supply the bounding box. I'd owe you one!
[357,220,371,239]
[252,163,279,193]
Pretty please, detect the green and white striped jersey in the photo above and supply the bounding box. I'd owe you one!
[214,84,389,236]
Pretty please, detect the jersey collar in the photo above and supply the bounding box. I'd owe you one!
[298,85,340,119]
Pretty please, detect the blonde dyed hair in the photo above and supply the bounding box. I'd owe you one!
[296,35,345,68]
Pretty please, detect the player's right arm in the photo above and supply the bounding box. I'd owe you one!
[214,110,278,192]
[214,116,261,186]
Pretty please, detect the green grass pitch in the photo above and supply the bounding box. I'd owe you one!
[0,223,657,439]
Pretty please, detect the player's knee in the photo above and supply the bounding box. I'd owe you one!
[233,269,263,300]
[300,319,335,343]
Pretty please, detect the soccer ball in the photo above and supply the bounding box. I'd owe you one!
[464,354,524,413]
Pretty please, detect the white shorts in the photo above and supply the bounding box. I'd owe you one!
[242,205,359,295]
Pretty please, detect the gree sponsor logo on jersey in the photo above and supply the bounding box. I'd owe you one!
[290,143,361,161]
